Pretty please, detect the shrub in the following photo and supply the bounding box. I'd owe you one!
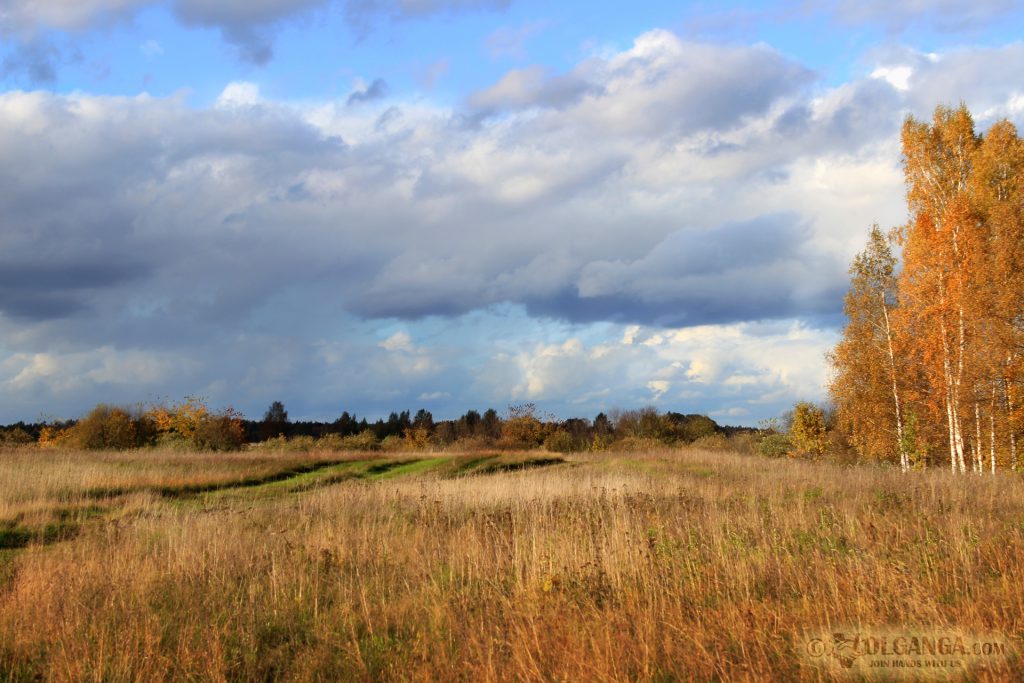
[544,430,579,453]
[66,405,154,450]
[146,398,245,451]
[251,435,315,453]
[380,435,405,452]
[340,430,380,451]
[0,427,34,446]
[789,401,827,458]
[403,428,432,451]
[758,433,792,458]
[192,411,247,452]
[313,434,347,451]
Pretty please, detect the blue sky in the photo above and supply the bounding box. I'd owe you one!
[1,0,1023,425]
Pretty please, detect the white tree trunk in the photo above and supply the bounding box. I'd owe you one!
[881,299,907,472]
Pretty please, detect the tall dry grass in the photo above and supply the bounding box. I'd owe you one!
[1,447,1022,680]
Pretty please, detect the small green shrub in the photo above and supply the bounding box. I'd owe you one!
[758,433,792,458]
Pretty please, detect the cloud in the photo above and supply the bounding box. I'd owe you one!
[344,0,511,36]
[0,0,151,34]
[473,316,838,420]
[0,40,63,84]
[468,65,601,112]
[828,0,1019,32]
[347,77,389,105]
[170,0,325,64]
[2,31,1024,422]
[0,0,509,71]
[485,20,547,59]
[215,80,263,107]
[415,58,450,90]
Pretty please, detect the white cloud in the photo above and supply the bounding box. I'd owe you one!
[215,81,262,107]
[870,65,913,91]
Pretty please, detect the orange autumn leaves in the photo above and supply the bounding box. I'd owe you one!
[39,397,246,451]
[830,105,1024,473]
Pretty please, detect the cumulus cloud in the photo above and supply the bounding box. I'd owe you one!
[468,65,600,112]
[474,317,838,420]
[2,30,1024,421]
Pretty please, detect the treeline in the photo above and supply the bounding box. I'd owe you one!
[830,105,1024,473]
[0,399,755,453]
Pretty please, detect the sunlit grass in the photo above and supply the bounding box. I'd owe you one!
[0,446,1021,680]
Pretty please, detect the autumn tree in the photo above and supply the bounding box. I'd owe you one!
[898,104,983,473]
[833,104,1024,473]
[788,401,827,458]
[829,226,909,469]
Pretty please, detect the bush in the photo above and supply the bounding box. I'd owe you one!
[313,434,347,451]
[0,427,34,446]
[192,412,247,452]
[251,435,315,453]
[67,405,154,450]
[789,401,827,458]
[340,430,380,451]
[146,398,245,451]
[380,435,405,452]
[758,433,792,458]
[544,430,580,453]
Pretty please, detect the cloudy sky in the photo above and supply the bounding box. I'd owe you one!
[2,0,1023,425]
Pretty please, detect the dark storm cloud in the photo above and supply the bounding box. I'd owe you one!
[553,215,848,326]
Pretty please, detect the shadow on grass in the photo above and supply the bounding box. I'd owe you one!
[452,455,568,477]
[79,460,354,500]
[0,520,81,550]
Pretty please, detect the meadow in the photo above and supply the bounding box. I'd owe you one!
[0,446,1022,681]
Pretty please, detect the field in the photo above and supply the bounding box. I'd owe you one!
[1,447,1022,681]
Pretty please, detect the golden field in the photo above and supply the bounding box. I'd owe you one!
[0,447,1022,681]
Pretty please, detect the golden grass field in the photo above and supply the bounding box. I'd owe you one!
[1,447,1022,681]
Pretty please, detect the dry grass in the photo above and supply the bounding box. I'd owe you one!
[1,447,1022,681]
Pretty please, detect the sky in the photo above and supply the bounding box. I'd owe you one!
[2,1,1024,426]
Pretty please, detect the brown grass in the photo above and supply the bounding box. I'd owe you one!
[1,447,1022,681]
